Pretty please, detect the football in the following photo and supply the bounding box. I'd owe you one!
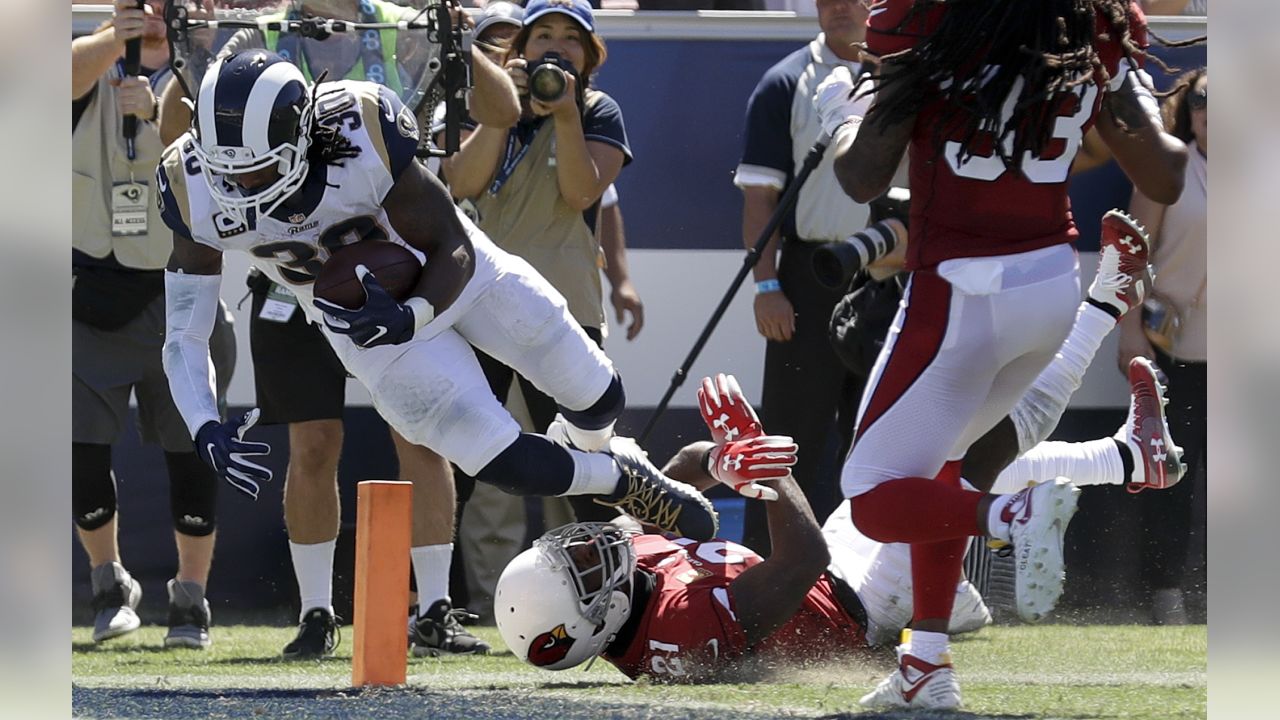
[313,239,422,310]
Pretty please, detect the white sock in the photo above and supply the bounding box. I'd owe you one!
[411,543,453,614]
[561,449,622,496]
[289,539,335,620]
[905,629,950,665]
[563,420,615,453]
[993,439,1124,494]
[985,490,1029,544]
[1009,303,1115,453]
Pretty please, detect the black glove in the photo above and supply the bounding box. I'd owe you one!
[194,408,273,500]
[313,265,417,348]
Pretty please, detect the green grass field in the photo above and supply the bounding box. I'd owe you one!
[72,624,1206,719]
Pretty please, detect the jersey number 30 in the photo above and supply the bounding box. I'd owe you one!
[947,77,1099,185]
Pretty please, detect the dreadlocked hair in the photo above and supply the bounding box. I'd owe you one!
[306,80,363,168]
[867,0,1196,172]
[308,118,362,167]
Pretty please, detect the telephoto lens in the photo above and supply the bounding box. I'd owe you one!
[528,53,569,103]
[813,187,910,289]
[812,221,900,290]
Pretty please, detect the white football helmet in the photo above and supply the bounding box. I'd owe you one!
[495,522,637,671]
[190,50,314,223]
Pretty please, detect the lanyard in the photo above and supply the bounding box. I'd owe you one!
[488,123,540,196]
[115,61,168,167]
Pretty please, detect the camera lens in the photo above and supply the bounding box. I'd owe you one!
[529,64,567,103]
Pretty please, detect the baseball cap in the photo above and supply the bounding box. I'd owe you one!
[474,2,525,39]
[523,0,595,34]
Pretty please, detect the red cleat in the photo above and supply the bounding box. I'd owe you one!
[1118,357,1186,493]
[1088,209,1151,320]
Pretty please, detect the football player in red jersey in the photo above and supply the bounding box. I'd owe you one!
[493,359,1185,683]
[809,0,1191,709]
[494,374,871,682]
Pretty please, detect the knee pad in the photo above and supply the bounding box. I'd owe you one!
[473,434,574,497]
[165,451,218,537]
[558,371,624,432]
[72,443,116,531]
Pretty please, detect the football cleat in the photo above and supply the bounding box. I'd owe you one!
[860,646,962,710]
[1088,209,1151,320]
[1003,478,1080,623]
[164,579,212,649]
[411,599,491,657]
[949,580,993,636]
[282,607,339,659]
[596,436,719,541]
[90,562,142,643]
[1117,357,1187,493]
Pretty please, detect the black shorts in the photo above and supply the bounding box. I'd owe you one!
[249,285,348,425]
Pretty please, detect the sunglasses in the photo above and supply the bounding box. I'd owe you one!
[1188,87,1207,110]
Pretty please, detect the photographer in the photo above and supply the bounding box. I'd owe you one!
[72,0,235,649]
[441,0,636,530]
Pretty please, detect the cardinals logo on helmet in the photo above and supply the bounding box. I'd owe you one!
[527,624,576,667]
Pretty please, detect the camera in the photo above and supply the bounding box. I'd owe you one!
[526,52,579,104]
[812,187,910,290]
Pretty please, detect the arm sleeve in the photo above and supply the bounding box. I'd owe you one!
[582,93,633,166]
[733,63,796,191]
[162,271,224,439]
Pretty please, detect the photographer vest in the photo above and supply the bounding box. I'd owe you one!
[471,92,607,331]
[71,65,172,270]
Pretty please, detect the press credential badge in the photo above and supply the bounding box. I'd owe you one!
[111,181,150,236]
[258,282,299,323]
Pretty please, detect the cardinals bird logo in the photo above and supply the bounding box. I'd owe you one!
[527,624,576,667]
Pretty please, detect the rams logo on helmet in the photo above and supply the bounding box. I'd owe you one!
[527,624,576,667]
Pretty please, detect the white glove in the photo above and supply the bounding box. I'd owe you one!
[814,65,873,139]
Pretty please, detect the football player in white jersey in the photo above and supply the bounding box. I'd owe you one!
[157,50,718,542]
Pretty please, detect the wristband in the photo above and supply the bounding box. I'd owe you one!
[755,279,782,295]
[404,296,435,330]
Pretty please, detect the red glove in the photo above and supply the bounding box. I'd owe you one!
[697,373,763,445]
[708,435,797,501]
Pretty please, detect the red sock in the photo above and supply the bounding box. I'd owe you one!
[912,463,969,623]
[849,475,984,544]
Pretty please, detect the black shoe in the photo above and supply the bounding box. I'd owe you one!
[282,607,339,659]
[411,599,491,657]
[598,436,719,541]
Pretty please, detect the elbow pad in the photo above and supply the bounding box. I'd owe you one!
[163,271,224,439]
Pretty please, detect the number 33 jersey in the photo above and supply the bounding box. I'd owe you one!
[602,535,865,682]
[155,80,423,325]
[866,0,1150,270]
